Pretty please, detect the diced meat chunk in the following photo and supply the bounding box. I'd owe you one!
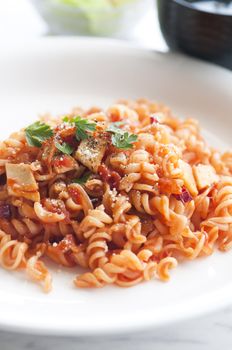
[6,163,40,202]
[75,137,107,173]
[179,160,198,196]
[193,164,219,190]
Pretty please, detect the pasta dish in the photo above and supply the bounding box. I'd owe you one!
[0,99,231,292]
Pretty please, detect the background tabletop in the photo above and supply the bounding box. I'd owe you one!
[2,1,232,349]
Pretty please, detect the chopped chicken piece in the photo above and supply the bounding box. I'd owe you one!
[75,137,107,173]
[6,163,40,202]
[193,164,219,190]
[179,160,198,196]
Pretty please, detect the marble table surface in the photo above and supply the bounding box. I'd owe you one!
[1,306,232,350]
[2,1,232,349]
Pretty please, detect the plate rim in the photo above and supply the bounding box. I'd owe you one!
[4,35,232,74]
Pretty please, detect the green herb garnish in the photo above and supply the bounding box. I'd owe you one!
[111,132,138,149]
[62,116,70,123]
[55,141,74,155]
[73,172,92,185]
[107,122,138,150]
[63,116,96,141]
[107,121,125,134]
[25,121,53,147]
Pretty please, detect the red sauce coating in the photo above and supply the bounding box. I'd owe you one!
[98,164,121,190]
[150,115,159,124]
[52,155,75,169]
[68,187,82,204]
[42,199,71,223]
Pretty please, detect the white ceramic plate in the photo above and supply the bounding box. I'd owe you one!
[0,38,232,336]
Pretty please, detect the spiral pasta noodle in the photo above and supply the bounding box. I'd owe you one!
[0,98,231,292]
[0,229,28,270]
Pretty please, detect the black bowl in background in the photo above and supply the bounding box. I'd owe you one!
[157,0,232,69]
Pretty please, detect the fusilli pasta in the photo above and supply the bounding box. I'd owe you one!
[0,98,231,291]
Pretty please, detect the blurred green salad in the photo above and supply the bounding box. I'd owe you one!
[31,0,146,36]
[57,0,135,8]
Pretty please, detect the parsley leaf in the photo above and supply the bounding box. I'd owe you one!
[73,117,96,141]
[107,122,138,150]
[62,116,70,123]
[107,121,125,134]
[63,116,96,141]
[55,141,74,155]
[111,132,138,149]
[25,121,53,147]
[73,172,92,185]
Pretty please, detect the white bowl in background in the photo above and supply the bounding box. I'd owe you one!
[30,0,150,36]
